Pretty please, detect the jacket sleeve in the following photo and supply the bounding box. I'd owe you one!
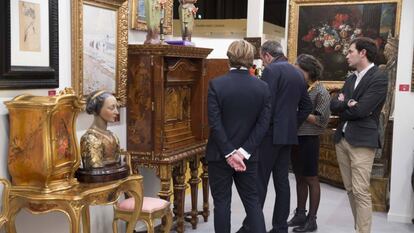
[330,93,349,114]
[339,73,388,121]
[330,77,352,114]
[242,85,271,154]
[207,81,235,156]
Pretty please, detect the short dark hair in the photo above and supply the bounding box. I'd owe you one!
[295,54,324,82]
[350,37,378,63]
[85,90,113,115]
[260,40,284,58]
[227,40,255,68]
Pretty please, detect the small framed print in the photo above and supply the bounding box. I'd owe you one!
[130,0,173,34]
[0,0,59,89]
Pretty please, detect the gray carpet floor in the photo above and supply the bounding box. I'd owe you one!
[178,173,414,233]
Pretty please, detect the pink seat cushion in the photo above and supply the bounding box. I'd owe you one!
[118,197,170,213]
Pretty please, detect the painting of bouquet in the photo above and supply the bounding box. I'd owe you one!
[296,3,398,81]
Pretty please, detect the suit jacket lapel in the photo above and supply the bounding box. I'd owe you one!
[345,74,356,98]
[353,66,378,98]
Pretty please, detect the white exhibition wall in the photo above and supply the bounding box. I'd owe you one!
[388,0,414,223]
[0,1,413,233]
[0,1,234,232]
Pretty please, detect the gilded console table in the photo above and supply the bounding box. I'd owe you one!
[127,44,212,233]
[6,175,143,233]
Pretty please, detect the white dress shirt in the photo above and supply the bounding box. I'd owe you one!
[343,63,374,133]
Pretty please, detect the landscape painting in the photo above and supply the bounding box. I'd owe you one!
[82,4,117,95]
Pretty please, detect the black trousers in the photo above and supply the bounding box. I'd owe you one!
[242,135,292,233]
[209,159,266,233]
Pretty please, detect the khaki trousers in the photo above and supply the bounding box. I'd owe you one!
[335,138,375,233]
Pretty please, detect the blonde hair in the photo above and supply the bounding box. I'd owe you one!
[227,40,255,69]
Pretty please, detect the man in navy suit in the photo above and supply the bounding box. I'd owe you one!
[331,37,388,233]
[239,40,312,233]
[206,40,271,233]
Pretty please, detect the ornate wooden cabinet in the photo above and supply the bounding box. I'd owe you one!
[127,44,212,233]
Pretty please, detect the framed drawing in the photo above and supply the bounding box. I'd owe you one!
[130,0,173,34]
[0,0,59,89]
[71,0,128,106]
[287,0,402,83]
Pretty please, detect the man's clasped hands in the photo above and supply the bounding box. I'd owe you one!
[226,150,247,172]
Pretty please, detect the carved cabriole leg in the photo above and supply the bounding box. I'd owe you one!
[112,217,119,233]
[200,157,210,222]
[158,164,173,231]
[65,201,83,233]
[6,196,24,233]
[188,156,201,229]
[163,208,173,233]
[173,161,187,233]
[123,177,144,233]
[81,205,90,233]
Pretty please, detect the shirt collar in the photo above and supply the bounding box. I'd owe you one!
[230,67,249,71]
[355,63,374,79]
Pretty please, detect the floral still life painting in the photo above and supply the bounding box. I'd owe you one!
[295,3,398,81]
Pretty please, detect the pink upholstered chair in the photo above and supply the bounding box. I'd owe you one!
[113,196,172,233]
[113,152,173,233]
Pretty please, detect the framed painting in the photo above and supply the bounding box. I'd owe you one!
[130,0,173,34]
[71,0,128,106]
[0,0,59,89]
[287,0,402,84]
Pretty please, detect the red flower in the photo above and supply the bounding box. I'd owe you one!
[302,29,316,42]
[331,13,350,29]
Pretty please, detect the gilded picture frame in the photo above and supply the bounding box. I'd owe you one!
[71,0,128,106]
[0,0,59,89]
[287,0,402,88]
[130,0,173,34]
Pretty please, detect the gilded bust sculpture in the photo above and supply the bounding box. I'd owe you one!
[77,90,129,182]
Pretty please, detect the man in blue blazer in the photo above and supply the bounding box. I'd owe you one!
[206,40,271,233]
[330,37,388,233]
[239,40,312,233]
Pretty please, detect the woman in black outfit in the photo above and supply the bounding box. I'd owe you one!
[288,54,331,232]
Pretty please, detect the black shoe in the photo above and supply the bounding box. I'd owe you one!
[287,208,307,227]
[236,225,250,233]
[292,215,317,232]
[267,229,287,233]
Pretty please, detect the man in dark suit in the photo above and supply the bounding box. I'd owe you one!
[206,40,271,233]
[239,40,313,233]
[330,37,388,233]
